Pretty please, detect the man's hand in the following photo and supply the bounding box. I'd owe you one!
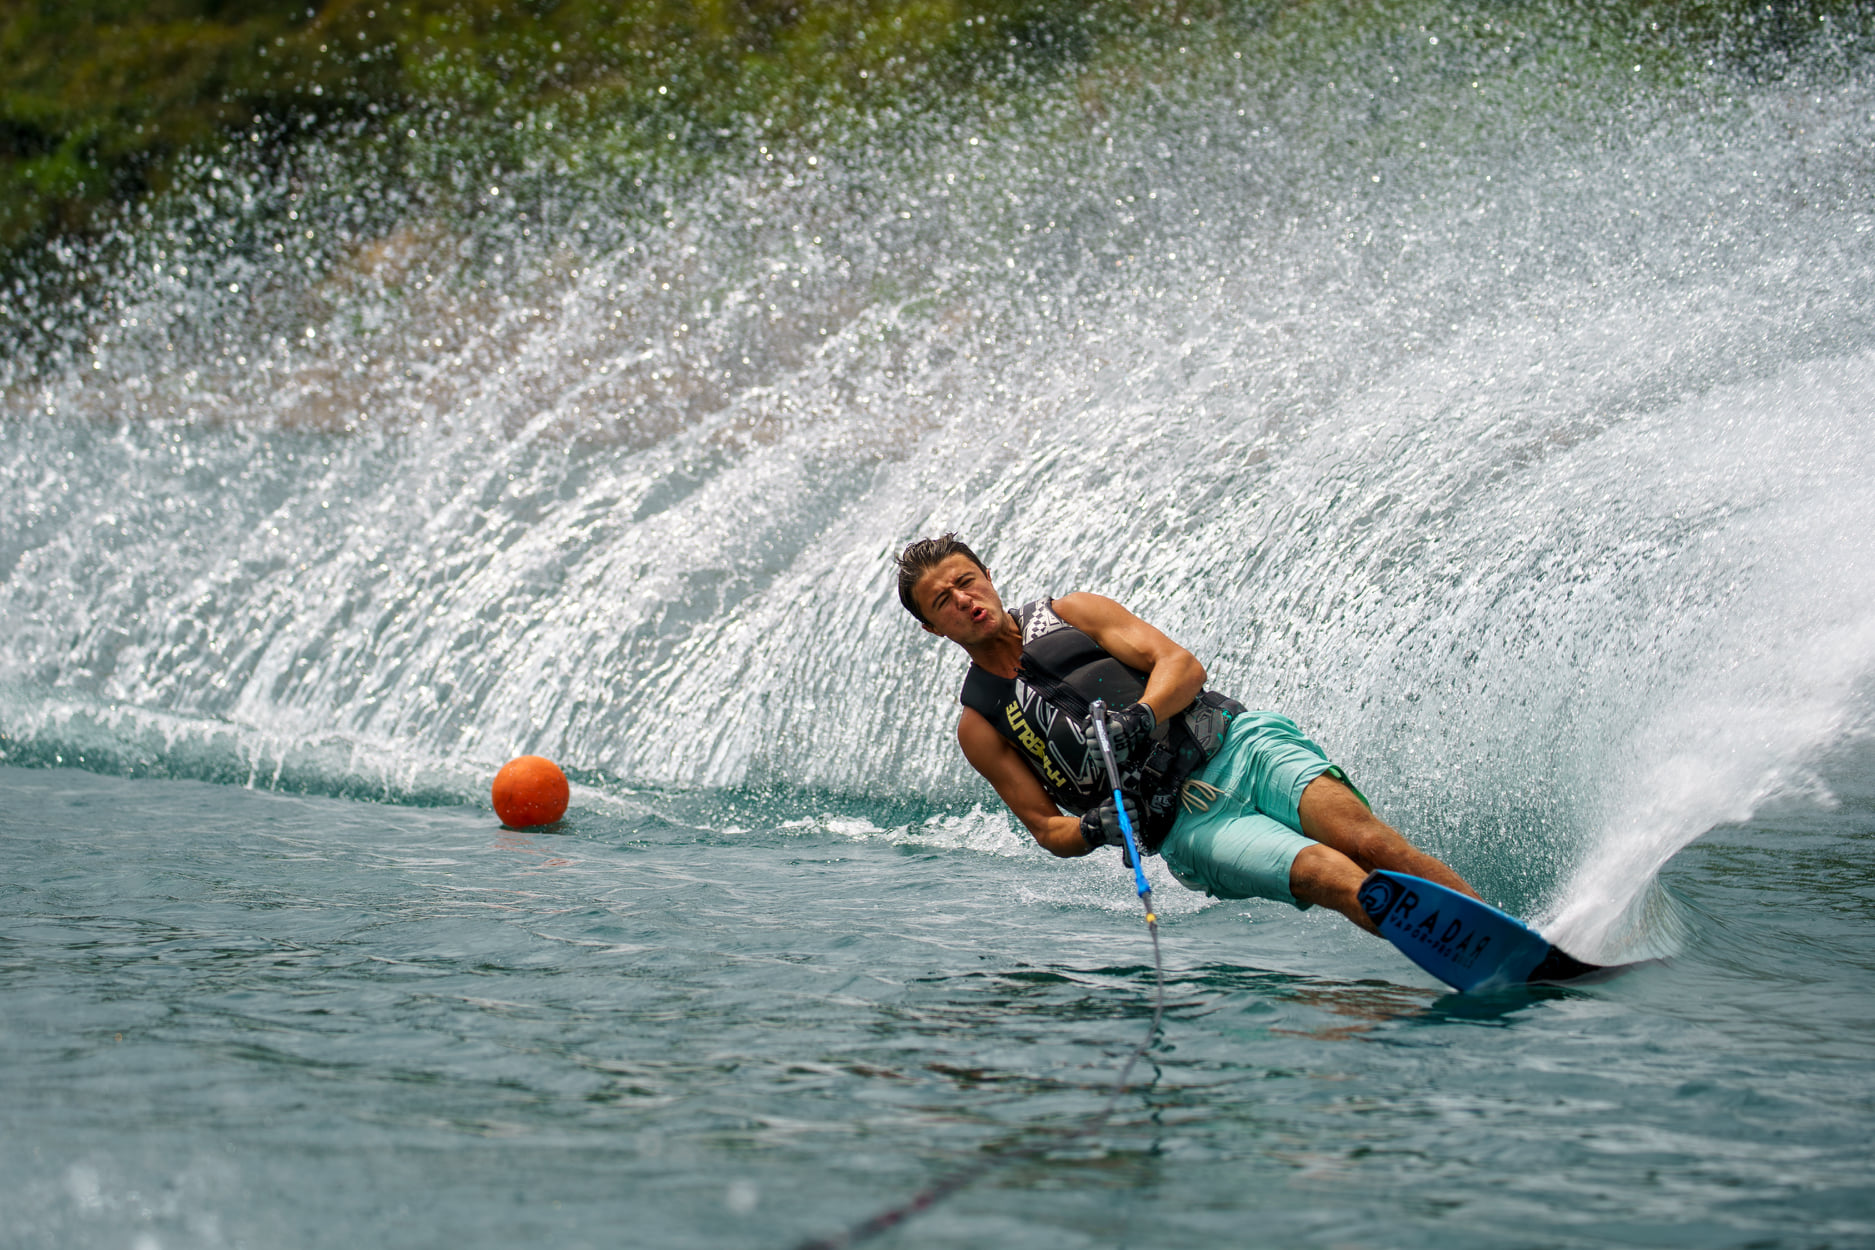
[1100,701,1157,763]
[1079,793,1145,865]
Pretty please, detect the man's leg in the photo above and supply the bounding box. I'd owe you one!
[1296,774,1481,900]
[1287,843,1380,933]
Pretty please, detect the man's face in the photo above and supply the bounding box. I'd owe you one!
[913,553,1006,644]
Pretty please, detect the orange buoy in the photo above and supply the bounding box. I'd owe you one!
[491,755,569,828]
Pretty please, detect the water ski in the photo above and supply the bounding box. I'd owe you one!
[1358,870,1612,993]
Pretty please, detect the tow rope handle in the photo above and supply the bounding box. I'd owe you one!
[1088,699,1154,914]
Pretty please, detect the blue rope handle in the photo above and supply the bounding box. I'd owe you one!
[1088,699,1153,906]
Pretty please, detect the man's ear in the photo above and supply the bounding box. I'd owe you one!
[920,618,939,636]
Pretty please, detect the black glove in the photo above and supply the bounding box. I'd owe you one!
[1100,701,1157,763]
[1079,793,1145,865]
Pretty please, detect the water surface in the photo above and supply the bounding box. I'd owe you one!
[4,8,1875,1246]
[4,762,1872,1248]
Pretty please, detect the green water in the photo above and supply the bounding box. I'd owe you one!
[3,761,1872,1248]
[6,3,1875,1245]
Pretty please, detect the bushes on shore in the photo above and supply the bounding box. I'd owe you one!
[2,0,1864,262]
[0,0,1146,254]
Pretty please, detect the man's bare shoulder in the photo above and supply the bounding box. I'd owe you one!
[957,704,1019,770]
[957,703,997,743]
[1051,591,1138,630]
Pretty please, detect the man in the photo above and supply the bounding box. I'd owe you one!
[896,533,1478,934]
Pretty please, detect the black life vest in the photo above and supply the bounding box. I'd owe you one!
[958,598,1243,853]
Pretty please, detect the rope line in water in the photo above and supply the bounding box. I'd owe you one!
[792,898,1167,1250]
[792,702,1165,1249]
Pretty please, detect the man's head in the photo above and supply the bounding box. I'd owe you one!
[895,533,987,622]
[895,534,1004,642]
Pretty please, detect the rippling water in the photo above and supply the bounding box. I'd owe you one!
[4,5,1875,1246]
[5,757,1873,1249]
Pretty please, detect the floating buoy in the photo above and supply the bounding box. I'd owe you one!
[491,755,569,828]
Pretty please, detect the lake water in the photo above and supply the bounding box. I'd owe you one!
[4,754,1872,1249]
[4,6,1874,1246]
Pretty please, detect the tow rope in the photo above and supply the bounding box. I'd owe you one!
[791,700,1165,1250]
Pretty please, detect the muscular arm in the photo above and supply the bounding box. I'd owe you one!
[1050,592,1207,723]
[958,707,1091,857]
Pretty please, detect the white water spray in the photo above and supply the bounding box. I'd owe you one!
[4,26,1874,961]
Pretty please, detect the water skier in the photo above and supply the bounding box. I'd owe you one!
[896,534,1480,933]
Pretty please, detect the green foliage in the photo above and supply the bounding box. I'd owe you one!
[0,0,1866,256]
[0,0,1157,252]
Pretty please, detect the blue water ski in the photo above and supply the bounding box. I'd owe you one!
[1358,870,1607,992]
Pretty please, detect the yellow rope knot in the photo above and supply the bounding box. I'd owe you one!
[1179,778,1224,814]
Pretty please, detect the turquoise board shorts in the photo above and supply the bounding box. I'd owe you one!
[1157,711,1353,910]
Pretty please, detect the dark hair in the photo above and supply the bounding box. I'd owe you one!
[895,533,988,624]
